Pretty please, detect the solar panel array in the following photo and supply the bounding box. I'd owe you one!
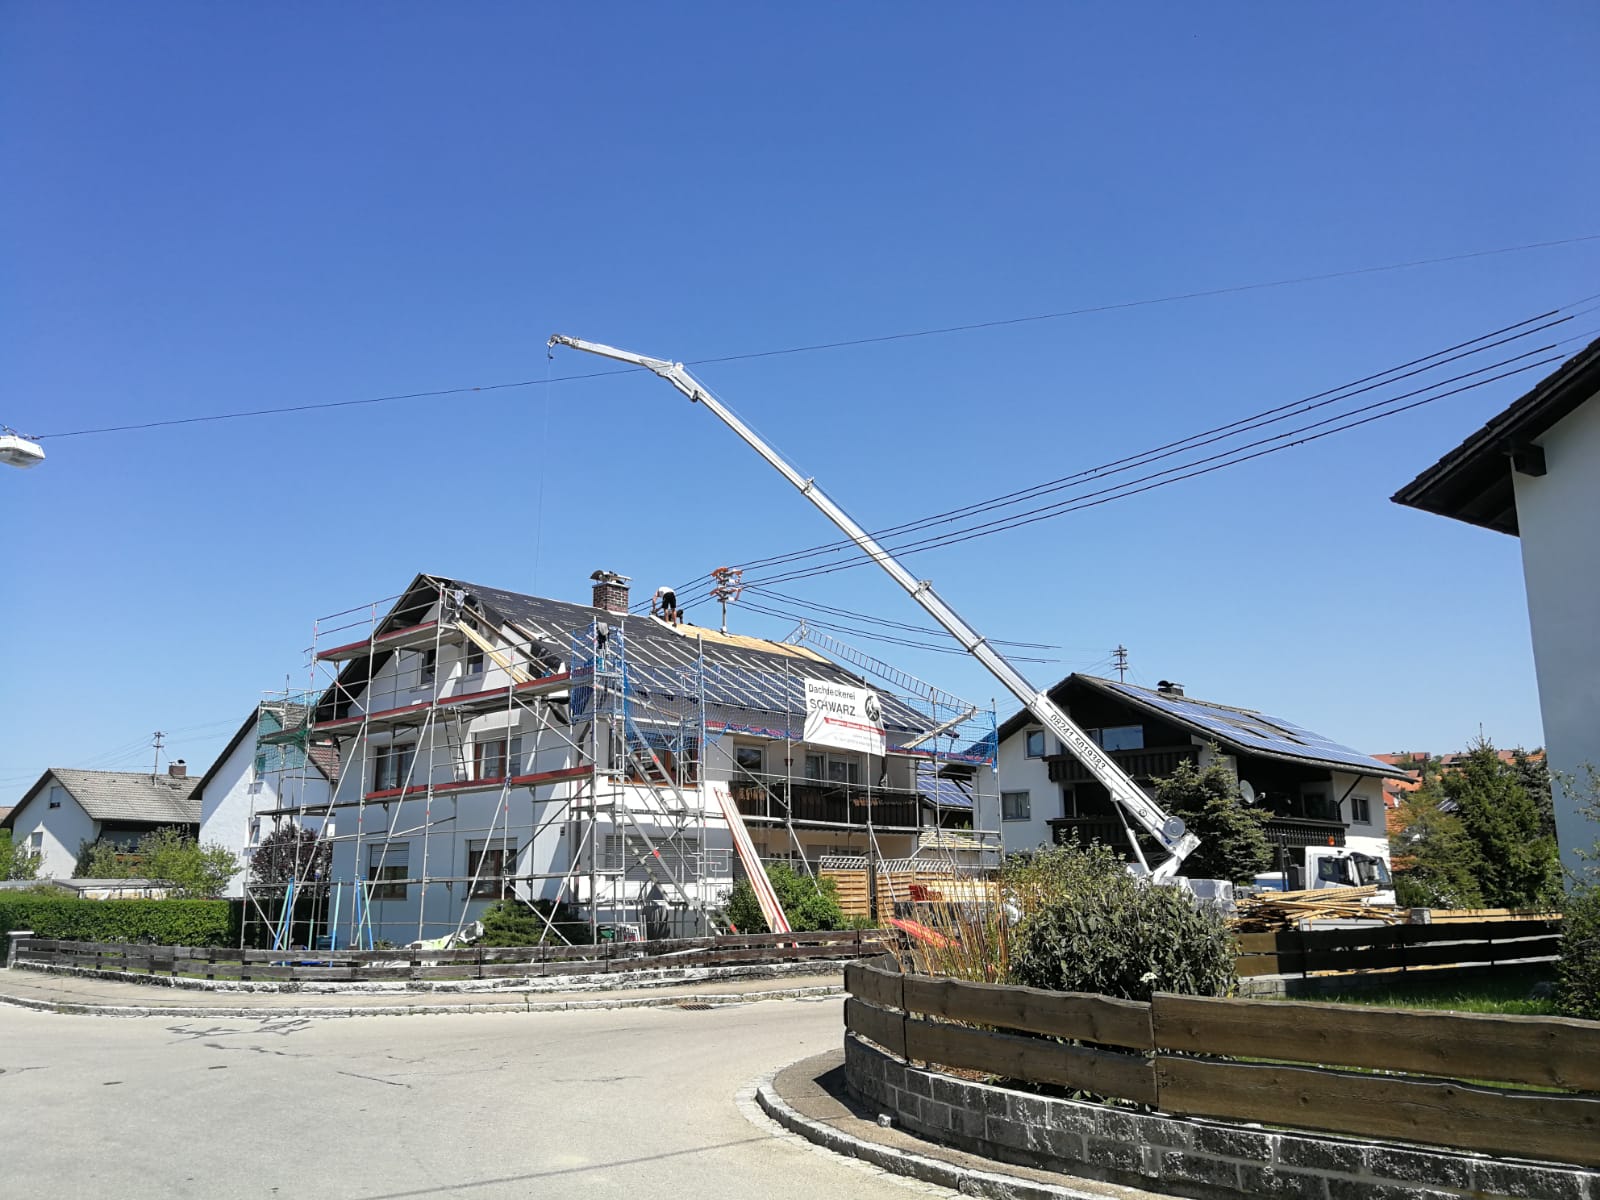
[1092,677,1398,777]
[456,579,995,764]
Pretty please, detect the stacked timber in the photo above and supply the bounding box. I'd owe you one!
[1231,885,1399,931]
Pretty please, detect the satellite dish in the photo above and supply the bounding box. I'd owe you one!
[1238,780,1258,806]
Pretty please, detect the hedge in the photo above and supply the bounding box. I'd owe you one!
[0,896,237,947]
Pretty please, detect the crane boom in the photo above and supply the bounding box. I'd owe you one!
[547,334,1200,878]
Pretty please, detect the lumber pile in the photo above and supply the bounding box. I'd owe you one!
[1231,885,1401,931]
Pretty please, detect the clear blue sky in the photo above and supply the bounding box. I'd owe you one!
[4,3,1598,791]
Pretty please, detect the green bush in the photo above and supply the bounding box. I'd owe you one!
[0,896,235,946]
[73,829,240,899]
[723,863,846,933]
[1555,885,1600,1021]
[1009,842,1236,1001]
[477,899,593,947]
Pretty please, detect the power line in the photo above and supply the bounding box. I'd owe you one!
[662,308,1591,610]
[32,233,1600,440]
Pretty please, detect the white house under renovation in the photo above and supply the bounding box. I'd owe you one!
[243,571,998,947]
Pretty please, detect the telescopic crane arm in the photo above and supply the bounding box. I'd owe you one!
[547,334,1201,879]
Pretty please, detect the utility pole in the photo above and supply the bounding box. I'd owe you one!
[1113,645,1129,683]
[709,566,744,635]
[151,731,166,779]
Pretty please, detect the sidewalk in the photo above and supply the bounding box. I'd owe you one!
[755,1050,1162,1200]
[0,966,843,1018]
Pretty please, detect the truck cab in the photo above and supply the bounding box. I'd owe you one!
[1254,848,1395,906]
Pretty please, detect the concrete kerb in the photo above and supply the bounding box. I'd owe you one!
[752,1059,1118,1200]
[0,980,844,1020]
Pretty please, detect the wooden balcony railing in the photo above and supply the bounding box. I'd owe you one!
[729,773,920,829]
[1046,744,1197,784]
[1264,816,1347,849]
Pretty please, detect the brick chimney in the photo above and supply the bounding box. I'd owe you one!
[590,570,631,615]
[167,759,187,778]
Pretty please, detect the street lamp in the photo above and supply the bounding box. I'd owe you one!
[0,428,45,469]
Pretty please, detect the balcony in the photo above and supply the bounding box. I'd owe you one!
[1047,816,1130,848]
[729,772,920,830]
[1046,745,1197,785]
[1264,816,1347,850]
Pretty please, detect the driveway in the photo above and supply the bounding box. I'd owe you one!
[1,996,938,1199]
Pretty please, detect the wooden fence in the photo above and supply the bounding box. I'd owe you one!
[844,956,1600,1169]
[14,929,885,984]
[821,869,998,925]
[1233,916,1562,978]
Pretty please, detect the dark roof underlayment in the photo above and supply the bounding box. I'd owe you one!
[1392,335,1600,535]
[317,574,993,764]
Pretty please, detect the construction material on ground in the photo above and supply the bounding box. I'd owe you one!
[822,862,998,926]
[1231,885,1394,931]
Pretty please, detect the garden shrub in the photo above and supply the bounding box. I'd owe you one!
[723,863,846,933]
[1555,884,1600,1021]
[0,895,235,946]
[477,899,593,946]
[1009,842,1235,1001]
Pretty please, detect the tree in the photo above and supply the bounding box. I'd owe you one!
[1151,750,1271,884]
[71,828,239,898]
[246,825,332,893]
[0,830,42,881]
[1445,739,1562,909]
[723,863,846,933]
[1390,784,1484,909]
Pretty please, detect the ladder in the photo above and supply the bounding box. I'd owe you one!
[708,782,791,933]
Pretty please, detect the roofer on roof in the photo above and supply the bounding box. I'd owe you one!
[652,585,679,625]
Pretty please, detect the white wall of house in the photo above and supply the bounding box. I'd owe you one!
[198,726,333,899]
[8,781,96,878]
[1512,394,1600,879]
[985,724,1060,853]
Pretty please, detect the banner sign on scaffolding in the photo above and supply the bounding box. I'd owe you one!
[803,679,886,757]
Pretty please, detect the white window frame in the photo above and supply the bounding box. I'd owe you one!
[1024,730,1047,758]
[465,644,485,676]
[1099,725,1144,752]
[1349,795,1372,825]
[372,742,417,792]
[733,742,765,778]
[1001,791,1031,821]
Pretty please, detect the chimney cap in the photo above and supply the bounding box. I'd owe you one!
[590,569,631,585]
[1156,680,1185,696]
[167,759,188,777]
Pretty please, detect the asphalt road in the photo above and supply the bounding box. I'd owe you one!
[1,997,937,1200]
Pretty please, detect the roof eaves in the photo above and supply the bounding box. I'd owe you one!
[1392,335,1600,535]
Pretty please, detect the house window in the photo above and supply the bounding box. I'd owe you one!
[476,737,507,780]
[734,744,765,777]
[466,840,515,899]
[1025,730,1047,758]
[420,648,437,686]
[603,834,703,882]
[367,842,408,900]
[827,756,861,785]
[1100,725,1144,752]
[28,832,43,854]
[1350,795,1371,825]
[254,753,268,776]
[1001,791,1031,821]
[372,742,417,792]
[466,645,484,676]
[804,753,825,780]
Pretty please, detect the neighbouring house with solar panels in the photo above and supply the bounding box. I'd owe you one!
[982,675,1402,884]
[1393,335,1600,882]
[241,571,1000,947]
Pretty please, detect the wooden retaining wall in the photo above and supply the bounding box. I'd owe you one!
[844,956,1600,1168]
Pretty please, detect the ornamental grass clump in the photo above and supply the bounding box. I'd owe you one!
[1008,842,1236,1001]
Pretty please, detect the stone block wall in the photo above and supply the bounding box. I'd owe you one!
[844,1033,1597,1200]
